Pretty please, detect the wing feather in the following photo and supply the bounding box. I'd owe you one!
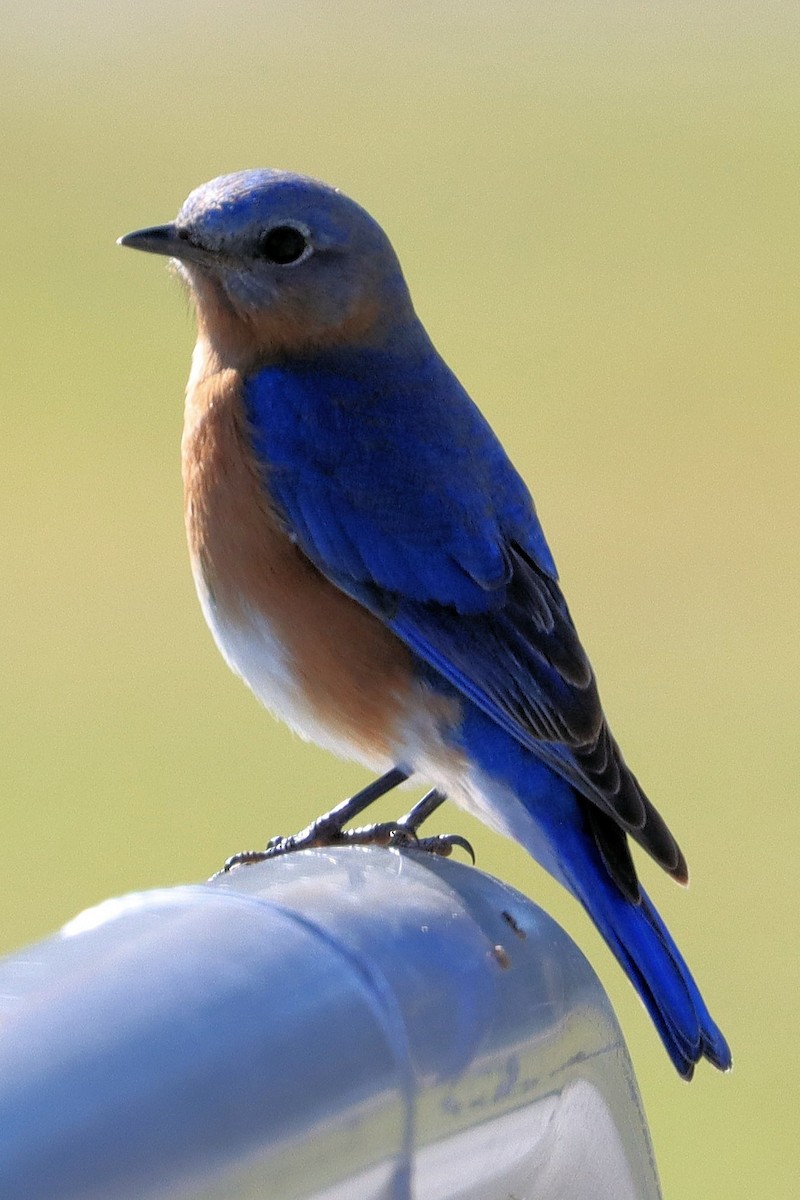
[243,356,686,889]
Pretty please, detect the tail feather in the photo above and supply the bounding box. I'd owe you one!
[562,828,732,1077]
[452,704,730,1076]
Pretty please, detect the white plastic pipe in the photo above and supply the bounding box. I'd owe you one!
[0,848,661,1199]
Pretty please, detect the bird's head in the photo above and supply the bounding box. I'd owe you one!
[119,170,417,365]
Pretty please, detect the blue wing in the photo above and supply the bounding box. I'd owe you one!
[244,346,556,610]
[243,347,685,891]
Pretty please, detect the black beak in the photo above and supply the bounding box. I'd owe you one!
[117,223,212,265]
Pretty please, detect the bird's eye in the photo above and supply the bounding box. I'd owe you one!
[257,225,310,265]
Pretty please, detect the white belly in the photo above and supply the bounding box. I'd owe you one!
[192,556,542,863]
[192,562,400,771]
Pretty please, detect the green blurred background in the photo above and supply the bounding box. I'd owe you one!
[2,1,797,1193]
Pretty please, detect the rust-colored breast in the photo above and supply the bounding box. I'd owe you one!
[181,360,415,758]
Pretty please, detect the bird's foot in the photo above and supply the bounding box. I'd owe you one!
[219,766,409,872]
[218,771,474,873]
[341,788,475,862]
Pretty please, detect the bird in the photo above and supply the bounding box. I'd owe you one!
[119,169,731,1078]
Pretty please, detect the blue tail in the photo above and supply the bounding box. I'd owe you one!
[561,840,732,1078]
[452,705,731,1077]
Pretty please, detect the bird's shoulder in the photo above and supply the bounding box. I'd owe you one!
[240,342,557,608]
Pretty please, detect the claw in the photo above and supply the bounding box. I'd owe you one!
[216,773,476,874]
[340,789,476,862]
[413,832,476,862]
[217,767,410,873]
[220,848,272,872]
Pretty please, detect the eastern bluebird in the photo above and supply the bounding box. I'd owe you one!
[120,170,731,1078]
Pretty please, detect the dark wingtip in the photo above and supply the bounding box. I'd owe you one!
[671,849,690,887]
[628,791,690,883]
[585,804,642,905]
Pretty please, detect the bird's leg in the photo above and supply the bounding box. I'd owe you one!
[344,788,476,862]
[219,770,475,871]
[220,767,409,871]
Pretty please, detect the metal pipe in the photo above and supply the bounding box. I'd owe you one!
[0,848,661,1199]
